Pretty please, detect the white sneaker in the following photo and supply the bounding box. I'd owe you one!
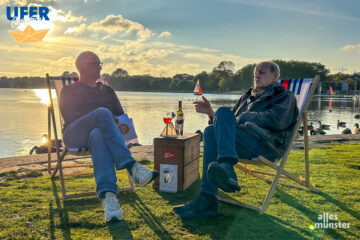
[102,192,123,222]
[131,162,159,187]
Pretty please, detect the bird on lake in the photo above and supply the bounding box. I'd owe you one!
[307,122,314,131]
[337,120,346,128]
[354,123,360,134]
[318,121,330,130]
[354,114,360,119]
[298,126,304,136]
[341,128,352,134]
[310,128,326,135]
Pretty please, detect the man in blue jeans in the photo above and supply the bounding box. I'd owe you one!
[60,51,158,222]
[173,61,299,219]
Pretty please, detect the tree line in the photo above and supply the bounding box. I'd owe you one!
[1,60,359,92]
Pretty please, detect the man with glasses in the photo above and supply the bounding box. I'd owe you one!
[60,51,158,222]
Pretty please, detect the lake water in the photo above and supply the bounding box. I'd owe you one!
[0,88,359,158]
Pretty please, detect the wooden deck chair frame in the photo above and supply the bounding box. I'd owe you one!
[217,75,321,214]
[46,74,135,201]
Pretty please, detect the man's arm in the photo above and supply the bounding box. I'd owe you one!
[237,92,298,131]
[59,86,76,125]
[109,87,125,116]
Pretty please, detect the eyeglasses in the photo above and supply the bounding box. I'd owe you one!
[84,62,103,67]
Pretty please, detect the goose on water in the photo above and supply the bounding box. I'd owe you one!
[310,128,326,135]
[342,128,352,134]
[318,121,330,130]
[337,120,346,128]
[354,123,360,134]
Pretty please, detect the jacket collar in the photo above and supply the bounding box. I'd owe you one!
[246,82,285,100]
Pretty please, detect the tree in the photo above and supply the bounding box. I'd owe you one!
[212,61,235,91]
[111,68,128,79]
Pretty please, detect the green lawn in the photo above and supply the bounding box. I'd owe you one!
[0,143,359,239]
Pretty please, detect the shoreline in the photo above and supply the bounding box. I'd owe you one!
[1,134,360,175]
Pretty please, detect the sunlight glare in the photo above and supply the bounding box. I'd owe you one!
[33,89,55,105]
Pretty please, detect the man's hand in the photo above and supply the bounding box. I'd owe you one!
[193,96,214,117]
[113,116,119,124]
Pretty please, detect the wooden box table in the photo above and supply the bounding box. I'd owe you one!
[153,133,201,192]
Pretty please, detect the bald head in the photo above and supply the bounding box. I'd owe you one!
[75,51,102,86]
[254,61,280,91]
[76,51,99,72]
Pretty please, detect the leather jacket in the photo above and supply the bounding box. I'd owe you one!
[232,83,299,158]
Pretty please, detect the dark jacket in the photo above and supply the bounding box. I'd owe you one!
[232,83,299,158]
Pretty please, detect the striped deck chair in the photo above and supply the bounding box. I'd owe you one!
[217,75,320,214]
[46,74,135,201]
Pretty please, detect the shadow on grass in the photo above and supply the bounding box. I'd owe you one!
[49,179,134,240]
[155,180,307,239]
[317,191,360,220]
[275,188,360,239]
[107,221,134,240]
[128,194,175,240]
[276,188,360,239]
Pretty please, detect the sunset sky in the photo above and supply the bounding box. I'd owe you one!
[0,0,360,77]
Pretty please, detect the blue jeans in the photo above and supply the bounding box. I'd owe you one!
[200,107,275,196]
[63,107,135,196]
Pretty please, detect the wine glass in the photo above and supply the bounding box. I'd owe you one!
[163,112,172,136]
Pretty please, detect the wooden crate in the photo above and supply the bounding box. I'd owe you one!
[153,133,200,192]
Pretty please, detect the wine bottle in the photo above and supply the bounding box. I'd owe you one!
[175,101,184,137]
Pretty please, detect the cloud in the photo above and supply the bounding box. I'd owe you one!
[29,56,76,76]
[158,31,172,38]
[48,7,86,23]
[65,14,154,40]
[184,53,261,67]
[340,44,360,53]
[8,0,56,5]
[64,23,87,35]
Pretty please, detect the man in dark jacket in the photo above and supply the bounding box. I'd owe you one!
[173,61,298,219]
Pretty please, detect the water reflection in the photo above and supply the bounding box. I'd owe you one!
[0,88,359,158]
[33,89,56,105]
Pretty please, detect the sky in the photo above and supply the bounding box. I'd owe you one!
[0,0,360,77]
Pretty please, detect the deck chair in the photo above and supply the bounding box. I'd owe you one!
[217,75,321,214]
[46,74,135,201]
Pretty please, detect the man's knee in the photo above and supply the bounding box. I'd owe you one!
[94,107,112,118]
[203,125,215,140]
[215,107,232,117]
[89,128,102,145]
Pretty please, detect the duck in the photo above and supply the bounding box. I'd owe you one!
[354,123,360,134]
[337,120,346,128]
[354,114,360,119]
[310,128,326,135]
[341,128,352,134]
[298,126,304,136]
[318,121,330,130]
[307,122,314,131]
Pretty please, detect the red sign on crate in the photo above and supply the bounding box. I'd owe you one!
[163,149,175,161]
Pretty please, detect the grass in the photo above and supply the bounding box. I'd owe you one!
[0,143,359,239]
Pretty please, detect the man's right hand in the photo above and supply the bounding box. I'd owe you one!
[193,96,214,117]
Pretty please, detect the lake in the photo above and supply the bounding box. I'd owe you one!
[0,88,359,158]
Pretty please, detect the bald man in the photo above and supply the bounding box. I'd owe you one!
[60,51,158,222]
[173,61,299,219]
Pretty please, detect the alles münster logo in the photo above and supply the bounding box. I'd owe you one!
[6,6,50,42]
